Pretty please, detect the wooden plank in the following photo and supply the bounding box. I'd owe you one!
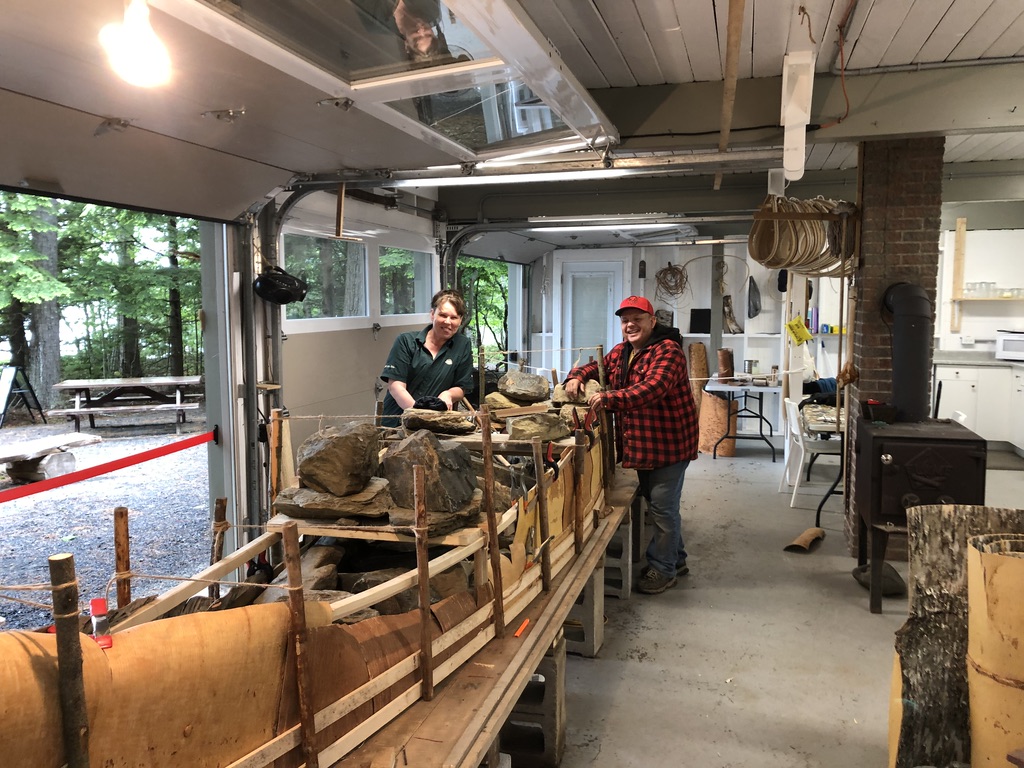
[52,376,202,389]
[593,0,663,85]
[112,531,282,632]
[267,513,489,548]
[0,432,101,463]
[48,403,200,415]
[635,0,693,82]
[491,403,550,419]
[951,216,967,332]
[329,538,485,622]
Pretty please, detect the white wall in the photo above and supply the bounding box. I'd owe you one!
[936,229,1024,351]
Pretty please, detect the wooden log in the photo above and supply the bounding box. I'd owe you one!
[209,497,228,600]
[114,506,131,608]
[48,553,90,768]
[282,521,318,768]
[413,465,434,701]
[477,407,505,638]
[530,437,552,591]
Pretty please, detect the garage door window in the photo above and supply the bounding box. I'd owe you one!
[281,234,368,320]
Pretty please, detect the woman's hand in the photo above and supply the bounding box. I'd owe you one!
[438,390,455,410]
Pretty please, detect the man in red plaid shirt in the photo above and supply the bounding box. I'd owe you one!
[564,296,699,594]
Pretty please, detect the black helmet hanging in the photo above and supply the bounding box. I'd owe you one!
[253,266,308,305]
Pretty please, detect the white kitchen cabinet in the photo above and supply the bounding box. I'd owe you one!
[1011,367,1024,450]
[933,365,1012,441]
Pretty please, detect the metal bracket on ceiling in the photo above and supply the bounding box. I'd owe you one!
[94,117,132,136]
[317,97,354,111]
[202,108,246,123]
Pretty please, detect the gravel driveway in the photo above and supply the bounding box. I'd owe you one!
[1,410,211,631]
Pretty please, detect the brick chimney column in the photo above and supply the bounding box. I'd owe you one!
[845,137,945,551]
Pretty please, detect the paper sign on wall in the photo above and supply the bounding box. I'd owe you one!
[785,315,814,345]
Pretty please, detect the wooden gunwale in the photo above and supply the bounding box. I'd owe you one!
[54,420,616,768]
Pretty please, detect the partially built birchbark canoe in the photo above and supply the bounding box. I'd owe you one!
[0,420,632,767]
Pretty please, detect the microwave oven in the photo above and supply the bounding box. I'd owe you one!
[995,331,1024,361]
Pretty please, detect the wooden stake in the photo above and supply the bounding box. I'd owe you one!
[48,553,90,768]
[477,407,505,637]
[595,345,615,491]
[113,506,131,608]
[478,347,486,409]
[477,405,497,609]
[530,438,552,590]
[209,497,228,600]
[573,430,586,555]
[413,465,434,701]
[279,412,296,490]
[282,522,318,768]
[269,408,282,500]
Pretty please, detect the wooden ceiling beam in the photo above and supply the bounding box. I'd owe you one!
[714,0,746,191]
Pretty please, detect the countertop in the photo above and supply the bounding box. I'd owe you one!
[932,350,1020,367]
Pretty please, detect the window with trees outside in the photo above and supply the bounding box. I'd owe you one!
[379,247,431,315]
[280,228,436,331]
[282,235,368,320]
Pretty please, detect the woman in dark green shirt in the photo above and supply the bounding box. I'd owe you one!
[379,289,474,425]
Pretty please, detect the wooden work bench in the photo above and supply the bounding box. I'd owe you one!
[332,470,638,768]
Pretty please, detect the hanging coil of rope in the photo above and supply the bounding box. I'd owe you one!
[654,262,689,304]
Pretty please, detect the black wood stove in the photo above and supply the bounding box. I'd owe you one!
[854,419,986,612]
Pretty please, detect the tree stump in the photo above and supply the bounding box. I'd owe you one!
[891,504,1024,768]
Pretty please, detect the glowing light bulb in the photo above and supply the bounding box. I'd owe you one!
[99,0,171,87]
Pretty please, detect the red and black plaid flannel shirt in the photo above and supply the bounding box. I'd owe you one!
[567,328,699,469]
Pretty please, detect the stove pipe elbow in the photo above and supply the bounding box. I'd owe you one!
[882,282,933,422]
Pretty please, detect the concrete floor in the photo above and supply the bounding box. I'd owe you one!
[560,444,1024,768]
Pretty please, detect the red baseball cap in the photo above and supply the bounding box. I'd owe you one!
[615,295,654,316]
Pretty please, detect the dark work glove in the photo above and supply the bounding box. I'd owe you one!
[412,396,448,411]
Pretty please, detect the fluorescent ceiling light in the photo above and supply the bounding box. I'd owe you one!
[525,224,686,233]
[394,168,632,187]
[100,0,172,87]
[528,214,673,224]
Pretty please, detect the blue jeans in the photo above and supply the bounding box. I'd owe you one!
[637,461,690,578]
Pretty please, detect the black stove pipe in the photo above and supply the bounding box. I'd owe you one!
[883,282,933,422]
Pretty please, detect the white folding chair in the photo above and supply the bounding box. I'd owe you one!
[777,397,843,507]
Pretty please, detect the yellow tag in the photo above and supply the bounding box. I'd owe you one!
[785,316,813,345]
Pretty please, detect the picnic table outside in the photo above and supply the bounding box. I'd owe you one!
[49,376,203,433]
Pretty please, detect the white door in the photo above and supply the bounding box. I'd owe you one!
[559,261,626,376]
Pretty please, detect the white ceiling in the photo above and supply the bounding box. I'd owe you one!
[1,0,1022,224]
